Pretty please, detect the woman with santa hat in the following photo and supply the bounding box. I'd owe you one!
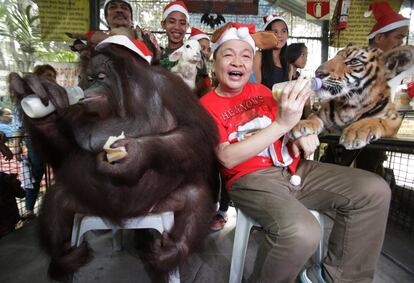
[253,14,290,89]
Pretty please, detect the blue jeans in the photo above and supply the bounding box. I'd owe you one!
[24,139,45,211]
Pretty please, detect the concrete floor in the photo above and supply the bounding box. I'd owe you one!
[1,207,414,283]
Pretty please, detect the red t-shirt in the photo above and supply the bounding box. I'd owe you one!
[201,82,296,190]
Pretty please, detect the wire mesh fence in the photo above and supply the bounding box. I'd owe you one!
[315,140,414,234]
[0,135,52,216]
[384,151,414,234]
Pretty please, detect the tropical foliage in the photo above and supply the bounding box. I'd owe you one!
[0,0,77,73]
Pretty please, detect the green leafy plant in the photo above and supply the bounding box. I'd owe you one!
[0,1,41,71]
[0,0,78,72]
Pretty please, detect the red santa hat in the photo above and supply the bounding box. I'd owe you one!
[104,0,133,20]
[262,14,288,30]
[365,1,410,40]
[270,136,301,186]
[211,22,256,54]
[96,35,152,64]
[407,82,414,99]
[189,27,210,41]
[162,1,189,22]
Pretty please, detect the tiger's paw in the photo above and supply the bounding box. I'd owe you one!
[290,120,322,140]
[340,123,382,150]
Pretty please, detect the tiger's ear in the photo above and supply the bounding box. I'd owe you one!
[381,45,414,80]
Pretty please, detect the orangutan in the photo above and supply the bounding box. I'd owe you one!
[9,42,218,280]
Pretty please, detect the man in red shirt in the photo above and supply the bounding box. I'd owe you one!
[200,22,390,283]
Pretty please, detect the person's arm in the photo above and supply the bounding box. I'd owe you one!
[217,78,312,169]
[291,134,320,159]
[0,131,13,161]
[137,26,162,62]
[217,121,290,169]
[89,31,110,45]
[253,51,263,84]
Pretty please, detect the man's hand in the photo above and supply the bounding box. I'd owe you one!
[277,77,313,133]
[291,134,320,159]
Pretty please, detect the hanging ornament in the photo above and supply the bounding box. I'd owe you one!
[201,13,226,29]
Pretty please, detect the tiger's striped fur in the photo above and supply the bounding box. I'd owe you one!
[291,45,414,149]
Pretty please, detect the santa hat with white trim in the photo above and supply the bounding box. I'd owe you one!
[211,22,279,54]
[104,0,133,21]
[96,35,152,64]
[365,1,410,40]
[189,27,210,41]
[211,23,256,54]
[269,136,301,186]
[162,1,189,22]
[262,14,288,30]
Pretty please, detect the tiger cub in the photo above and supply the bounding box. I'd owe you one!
[290,45,414,150]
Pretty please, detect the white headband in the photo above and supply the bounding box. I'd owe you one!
[212,27,255,54]
[162,5,189,22]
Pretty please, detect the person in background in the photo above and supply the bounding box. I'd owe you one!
[33,64,57,82]
[188,26,213,96]
[0,107,15,138]
[0,170,24,237]
[367,1,409,52]
[159,1,209,97]
[71,0,160,63]
[321,2,410,175]
[76,0,136,45]
[0,118,23,235]
[19,64,57,219]
[286,43,312,118]
[355,1,409,173]
[253,14,289,89]
[160,0,190,64]
[286,42,308,80]
[0,131,13,161]
[0,107,21,158]
[200,22,390,283]
[189,27,211,60]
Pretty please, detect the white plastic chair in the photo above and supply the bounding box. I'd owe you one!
[71,211,180,283]
[229,208,324,283]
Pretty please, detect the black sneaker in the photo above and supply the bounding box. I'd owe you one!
[299,265,327,283]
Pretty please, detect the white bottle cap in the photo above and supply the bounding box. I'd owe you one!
[21,86,84,119]
[21,95,55,118]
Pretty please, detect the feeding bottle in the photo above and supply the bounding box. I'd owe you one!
[272,77,322,100]
[21,86,84,118]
